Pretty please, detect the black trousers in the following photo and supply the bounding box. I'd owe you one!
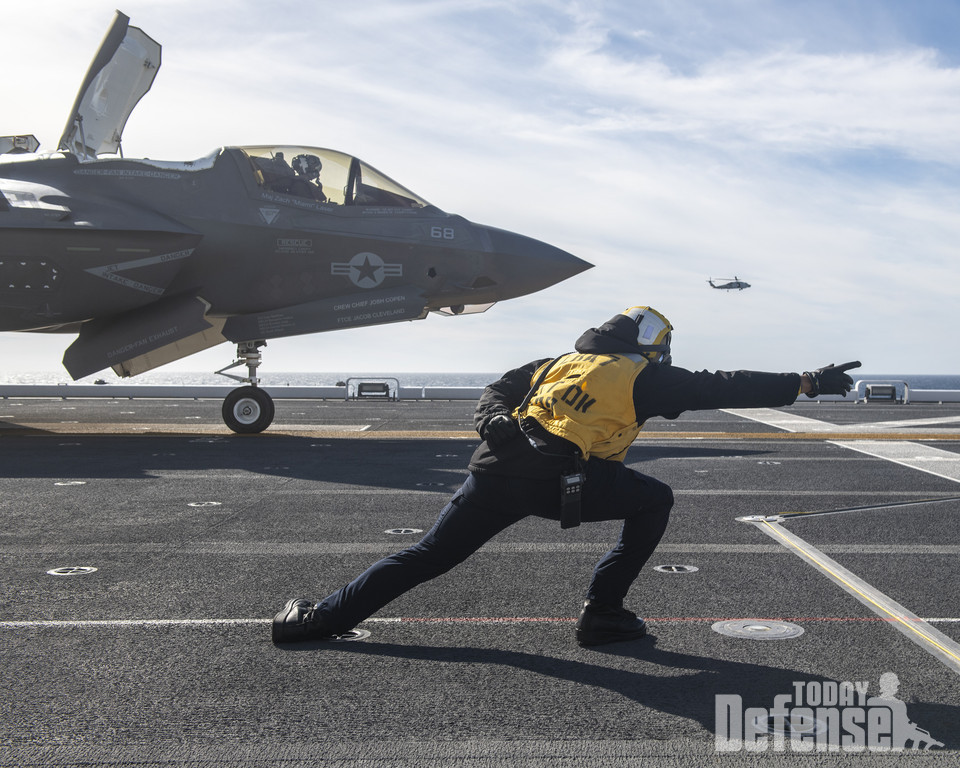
[313,457,674,633]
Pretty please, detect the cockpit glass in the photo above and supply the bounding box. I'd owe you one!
[349,161,429,208]
[239,146,429,208]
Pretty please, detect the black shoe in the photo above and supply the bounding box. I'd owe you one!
[272,598,336,644]
[575,600,647,647]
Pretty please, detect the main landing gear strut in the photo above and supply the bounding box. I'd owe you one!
[216,340,275,433]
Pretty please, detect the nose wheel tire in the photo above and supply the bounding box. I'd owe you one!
[223,386,275,433]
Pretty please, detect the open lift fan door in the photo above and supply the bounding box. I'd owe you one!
[58,11,161,158]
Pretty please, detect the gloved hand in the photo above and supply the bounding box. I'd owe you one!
[804,361,861,398]
[481,414,521,448]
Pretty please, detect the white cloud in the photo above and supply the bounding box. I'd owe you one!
[538,39,960,161]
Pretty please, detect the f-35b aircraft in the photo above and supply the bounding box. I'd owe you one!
[0,12,591,432]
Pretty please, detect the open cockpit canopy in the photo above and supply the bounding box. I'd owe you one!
[239,146,431,209]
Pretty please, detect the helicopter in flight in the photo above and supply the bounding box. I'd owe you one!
[708,276,751,291]
[0,11,592,433]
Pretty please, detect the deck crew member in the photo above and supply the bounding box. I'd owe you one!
[273,306,860,646]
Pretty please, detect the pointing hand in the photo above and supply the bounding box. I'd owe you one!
[804,361,862,398]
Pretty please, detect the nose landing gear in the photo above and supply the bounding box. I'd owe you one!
[217,340,275,433]
[222,386,275,433]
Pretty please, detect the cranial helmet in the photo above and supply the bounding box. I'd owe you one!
[622,306,673,364]
[291,154,322,179]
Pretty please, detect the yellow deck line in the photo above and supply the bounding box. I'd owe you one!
[755,519,960,675]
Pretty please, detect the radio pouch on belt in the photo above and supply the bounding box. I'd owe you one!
[559,453,584,529]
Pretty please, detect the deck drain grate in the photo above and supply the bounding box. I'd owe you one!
[653,564,699,573]
[712,619,804,640]
[46,566,98,576]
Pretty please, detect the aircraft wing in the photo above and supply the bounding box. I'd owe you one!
[61,285,430,379]
[58,11,161,158]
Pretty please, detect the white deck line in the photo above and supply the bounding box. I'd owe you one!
[724,409,960,484]
[723,408,844,432]
[829,440,960,483]
[723,408,960,434]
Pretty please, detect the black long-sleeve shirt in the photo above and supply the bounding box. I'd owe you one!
[469,358,801,478]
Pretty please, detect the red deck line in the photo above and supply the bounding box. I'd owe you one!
[390,616,911,623]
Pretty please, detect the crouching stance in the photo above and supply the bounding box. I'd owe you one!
[273,306,859,646]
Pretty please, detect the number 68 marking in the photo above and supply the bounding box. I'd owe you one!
[431,227,455,239]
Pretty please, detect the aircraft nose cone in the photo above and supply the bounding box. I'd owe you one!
[480,226,592,300]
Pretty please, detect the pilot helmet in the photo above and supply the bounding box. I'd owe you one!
[291,154,322,179]
[622,306,672,364]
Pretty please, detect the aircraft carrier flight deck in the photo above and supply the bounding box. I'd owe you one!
[1,394,959,766]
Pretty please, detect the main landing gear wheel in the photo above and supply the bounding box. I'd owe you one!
[222,386,275,434]
[216,340,276,433]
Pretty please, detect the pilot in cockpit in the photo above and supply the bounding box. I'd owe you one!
[289,153,327,202]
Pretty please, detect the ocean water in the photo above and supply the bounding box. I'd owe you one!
[2,371,959,390]
[0,371,503,388]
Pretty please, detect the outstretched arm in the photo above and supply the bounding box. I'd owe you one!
[634,360,862,422]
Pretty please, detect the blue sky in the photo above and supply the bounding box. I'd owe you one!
[2,0,959,378]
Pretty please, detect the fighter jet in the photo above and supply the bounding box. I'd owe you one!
[708,277,751,291]
[0,12,592,432]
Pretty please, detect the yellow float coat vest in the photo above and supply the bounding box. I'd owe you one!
[513,352,649,462]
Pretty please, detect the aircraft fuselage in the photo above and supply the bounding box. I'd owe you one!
[0,147,586,335]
